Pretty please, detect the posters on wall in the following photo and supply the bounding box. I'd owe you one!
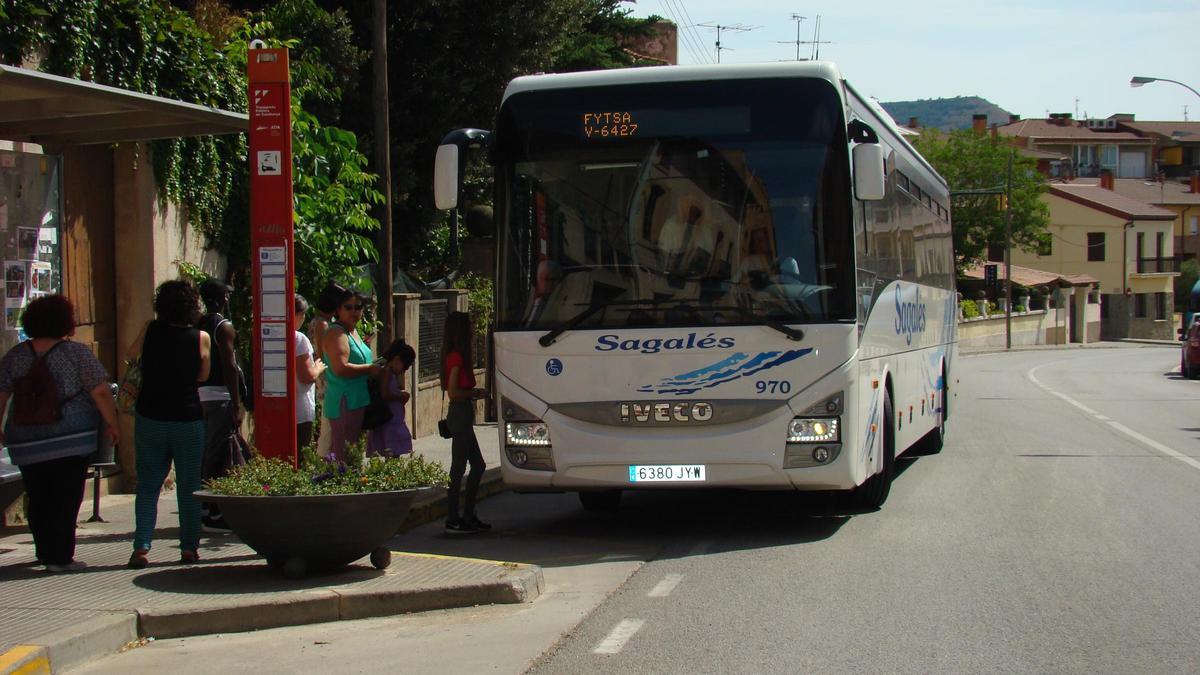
[4,260,26,332]
[17,227,37,259]
[1,260,53,332]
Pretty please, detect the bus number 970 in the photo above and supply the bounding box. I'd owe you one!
[755,380,791,394]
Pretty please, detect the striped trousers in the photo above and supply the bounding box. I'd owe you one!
[133,415,205,552]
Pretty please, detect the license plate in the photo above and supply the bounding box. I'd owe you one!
[628,464,706,483]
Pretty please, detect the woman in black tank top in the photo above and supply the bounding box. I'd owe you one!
[127,280,212,569]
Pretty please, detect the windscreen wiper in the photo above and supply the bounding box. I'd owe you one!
[539,301,611,347]
[538,297,678,347]
[726,301,805,342]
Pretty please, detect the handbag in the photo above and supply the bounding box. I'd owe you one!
[361,377,393,430]
[226,428,252,469]
[437,391,451,439]
[115,358,142,414]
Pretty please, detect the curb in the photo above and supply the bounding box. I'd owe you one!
[1,557,542,673]
[1,613,137,675]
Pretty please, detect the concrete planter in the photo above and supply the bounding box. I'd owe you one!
[194,487,434,578]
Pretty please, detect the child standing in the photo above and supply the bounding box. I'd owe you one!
[367,339,415,457]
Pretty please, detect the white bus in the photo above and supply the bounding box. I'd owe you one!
[435,62,955,510]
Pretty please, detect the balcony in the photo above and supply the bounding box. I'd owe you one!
[1135,256,1180,274]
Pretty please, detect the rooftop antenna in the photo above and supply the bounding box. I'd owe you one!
[778,14,807,61]
[804,15,832,60]
[698,23,760,64]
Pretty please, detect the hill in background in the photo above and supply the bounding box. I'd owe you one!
[880,96,1013,131]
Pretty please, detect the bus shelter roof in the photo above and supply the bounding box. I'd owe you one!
[0,64,247,146]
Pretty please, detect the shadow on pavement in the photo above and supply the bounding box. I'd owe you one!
[132,560,385,594]
[390,479,918,569]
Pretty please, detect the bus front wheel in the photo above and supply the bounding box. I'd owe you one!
[852,390,894,510]
[579,490,622,512]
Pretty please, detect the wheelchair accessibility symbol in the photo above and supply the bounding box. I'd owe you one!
[545,358,563,376]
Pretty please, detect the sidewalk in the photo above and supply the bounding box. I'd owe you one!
[959,338,1180,356]
[0,424,523,674]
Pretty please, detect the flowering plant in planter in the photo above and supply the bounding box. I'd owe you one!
[198,441,449,577]
[205,440,449,496]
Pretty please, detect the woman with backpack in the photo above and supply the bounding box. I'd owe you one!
[0,294,120,573]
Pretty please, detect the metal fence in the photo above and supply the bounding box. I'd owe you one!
[418,299,448,381]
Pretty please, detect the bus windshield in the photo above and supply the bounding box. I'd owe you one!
[495,77,855,332]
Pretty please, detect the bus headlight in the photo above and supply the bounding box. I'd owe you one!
[506,422,551,446]
[787,417,839,443]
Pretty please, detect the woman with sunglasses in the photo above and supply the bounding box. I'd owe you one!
[321,288,382,456]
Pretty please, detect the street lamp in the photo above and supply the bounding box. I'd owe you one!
[1129,75,1200,100]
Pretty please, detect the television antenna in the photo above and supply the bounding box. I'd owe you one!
[803,15,833,60]
[777,14,807,61]
[698,22,760,63]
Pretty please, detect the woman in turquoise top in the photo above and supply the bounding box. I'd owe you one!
[321,288,382,455]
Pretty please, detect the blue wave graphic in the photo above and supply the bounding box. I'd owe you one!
[637,348,813,395]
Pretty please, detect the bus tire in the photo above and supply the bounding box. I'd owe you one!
[852,390,894,510]
[579,490,622,512]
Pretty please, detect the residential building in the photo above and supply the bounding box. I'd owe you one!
[1050,174,1200,260]
[996,113,1155,178]
[1012,172,1178,340]
[1114,118,1200,180]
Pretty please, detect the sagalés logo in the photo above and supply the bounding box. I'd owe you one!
[595,332,735,354]
[894,284,927,346]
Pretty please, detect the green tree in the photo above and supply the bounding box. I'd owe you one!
[552,0,665,72]
[912,129,1051,272]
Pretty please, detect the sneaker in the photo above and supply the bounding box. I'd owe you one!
[44,560,87,573]
[202,515,232,534]
[464,515,492,531]
[180,549,200,564]
[444,518,479,534]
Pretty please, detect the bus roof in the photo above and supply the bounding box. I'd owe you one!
[504,61,845,100]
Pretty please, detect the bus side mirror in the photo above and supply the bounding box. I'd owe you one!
[853,143,886,201]
[434,144,460,210]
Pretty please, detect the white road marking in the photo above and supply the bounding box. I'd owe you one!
[1094,415,1111,421]
[593,618,646,655]
[1028,363,1200,472]
[1105,419,1200,472]
[647,574,684,598]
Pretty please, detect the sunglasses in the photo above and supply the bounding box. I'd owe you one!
[342,303,364,311]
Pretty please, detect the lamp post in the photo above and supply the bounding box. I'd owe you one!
[1129,75,1200,100]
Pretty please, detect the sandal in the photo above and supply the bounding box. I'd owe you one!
[127,549,149,569]
[180,550,200,564]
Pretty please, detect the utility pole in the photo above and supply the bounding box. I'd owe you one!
[1005,148,1014,350]
[371,0,394,346]
[699,23,759,64]
[777,14,806,61]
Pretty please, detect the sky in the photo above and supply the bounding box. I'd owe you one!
[627,0,1200,123]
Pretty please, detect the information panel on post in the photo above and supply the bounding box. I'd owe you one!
[248,44,296,462]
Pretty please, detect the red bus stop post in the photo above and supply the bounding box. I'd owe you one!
[247,45,297,464]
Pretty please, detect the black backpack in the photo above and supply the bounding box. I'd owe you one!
[11,342,65,426]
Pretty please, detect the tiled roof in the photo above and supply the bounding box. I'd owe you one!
[996,119,1146,142]
[1055,177,1200,206]
[962,263,1097,287]
[1048,184,1177,220]
[1120,121,1200,143]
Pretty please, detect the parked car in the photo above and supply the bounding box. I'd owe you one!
[1182,318,1200,379]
